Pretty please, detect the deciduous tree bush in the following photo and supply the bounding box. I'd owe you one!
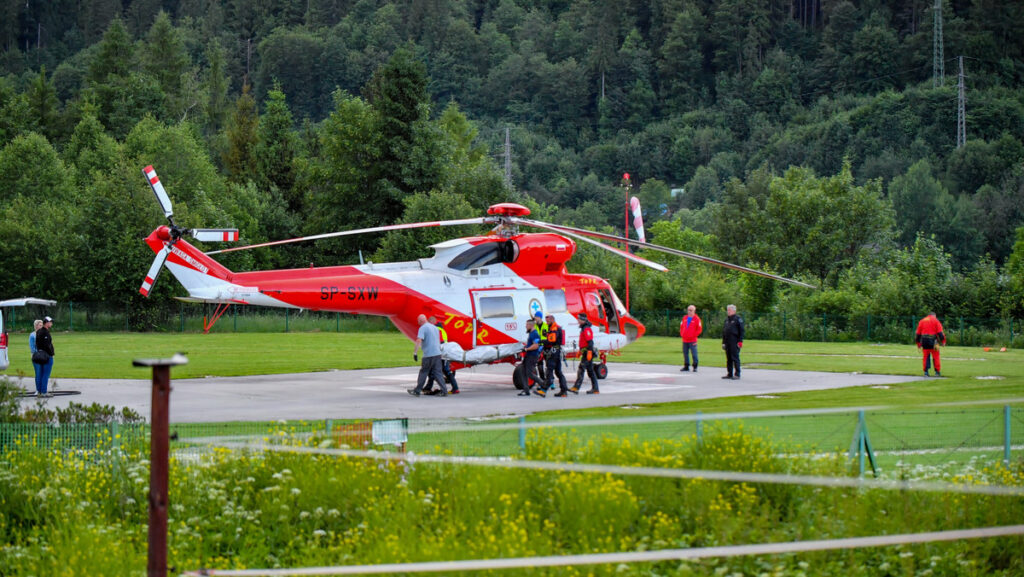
[0,2,1021,324]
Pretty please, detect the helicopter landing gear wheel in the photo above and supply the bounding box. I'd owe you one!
[595,363,608,380]
[513,365,527,390]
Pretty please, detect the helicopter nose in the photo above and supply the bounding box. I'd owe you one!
[622,316,645,343]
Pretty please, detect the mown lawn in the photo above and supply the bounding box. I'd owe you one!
[1,331,411,378]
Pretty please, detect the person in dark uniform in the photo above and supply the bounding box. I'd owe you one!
[536,313,568,397]
[36,316,55,397]
[532,310,547,384]
[520,318,543,397]
[571,312,599,394]
[721,304,744,380]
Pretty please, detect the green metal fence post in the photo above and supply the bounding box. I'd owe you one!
[854,410,877,478]
[519,416,526,451]
[858,411,866,477]
[337,313,340,332]
[286,309,290,332]
[233,307,237,332]
[782,311,787,341]
[822,313,827,342]
[959,317,964,346]
[179,303,184,333]
[866,314,871,340]
[69,302,73,331]
[1005,405,1012,466]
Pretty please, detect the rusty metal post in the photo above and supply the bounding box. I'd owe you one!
[133,354,188,577]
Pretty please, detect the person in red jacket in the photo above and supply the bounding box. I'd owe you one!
[571,312,600,394]
[915,312,946,377]
[679,305,702,372]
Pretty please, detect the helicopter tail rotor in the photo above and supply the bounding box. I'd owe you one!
[143,165,175,222]
[139,166,239,297]
[190,229,240,242]
[139,245,170,297]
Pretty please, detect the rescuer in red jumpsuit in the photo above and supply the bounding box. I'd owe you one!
[915,312,946,377]
[571,312,599,394]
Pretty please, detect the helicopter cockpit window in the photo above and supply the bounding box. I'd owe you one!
[587,293,605,320]
[544,289,567,313]
[478,296,514,319]
[448,243,503,271]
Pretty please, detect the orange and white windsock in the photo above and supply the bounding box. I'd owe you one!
[630,196,645,243]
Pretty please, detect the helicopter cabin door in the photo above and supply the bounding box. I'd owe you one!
[470,288,544,346]
[579,289,620,334]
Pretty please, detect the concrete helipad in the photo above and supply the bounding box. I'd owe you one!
[13,363,927,423]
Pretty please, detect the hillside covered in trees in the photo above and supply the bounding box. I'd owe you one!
[1,0,1023,325]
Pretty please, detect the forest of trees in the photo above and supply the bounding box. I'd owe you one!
[0,0,1023,326]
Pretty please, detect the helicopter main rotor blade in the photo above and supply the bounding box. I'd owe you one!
[205,218,490,255]
[521,220,816,289]
[519,219,668,272]
[142,166,174,220]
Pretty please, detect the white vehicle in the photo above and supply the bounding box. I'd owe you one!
[0,298,57,371]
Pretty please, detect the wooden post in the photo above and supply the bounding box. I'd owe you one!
[133,354,188,577]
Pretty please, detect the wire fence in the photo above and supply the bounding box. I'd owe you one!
[2,406,1021,477]
[3,303,1020,346]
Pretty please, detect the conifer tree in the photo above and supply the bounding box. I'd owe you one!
[224,82,259,183]
[255,82,298,204]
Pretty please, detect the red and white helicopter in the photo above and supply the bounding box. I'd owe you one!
[139,166,812,387]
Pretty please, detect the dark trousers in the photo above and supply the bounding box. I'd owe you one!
[522,354,542,389]
[724,342,740,377]
[683,342,698,369]
[574,359,598,392]
[414,355,446,394]
[544,350,567,393]
[426,360,459,392]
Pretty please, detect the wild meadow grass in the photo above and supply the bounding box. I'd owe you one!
[1,424,1022,576]
[1,334,1022,574]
